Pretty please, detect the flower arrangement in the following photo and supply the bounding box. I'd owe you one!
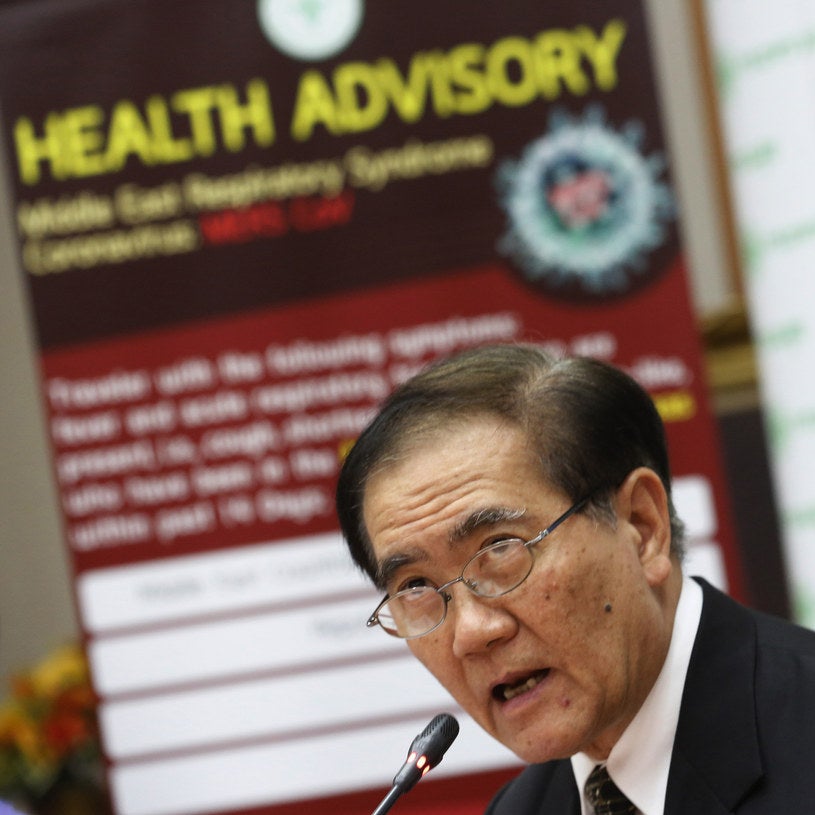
[0,644,107,813]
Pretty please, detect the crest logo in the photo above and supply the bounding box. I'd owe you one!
[496,107,675,300]
[257,0,364,61]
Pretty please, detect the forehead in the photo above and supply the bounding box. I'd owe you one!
[362,416,556,549]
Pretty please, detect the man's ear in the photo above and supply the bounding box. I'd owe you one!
[616,467,673,586]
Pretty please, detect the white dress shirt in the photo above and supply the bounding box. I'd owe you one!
[571,574,703,815]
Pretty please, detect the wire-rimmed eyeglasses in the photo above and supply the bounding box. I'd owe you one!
[366,494,592,639]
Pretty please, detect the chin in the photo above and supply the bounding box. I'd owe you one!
[515,744,573,764]
[501,728,586,765]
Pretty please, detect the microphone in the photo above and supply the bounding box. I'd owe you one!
[370,713,460,815]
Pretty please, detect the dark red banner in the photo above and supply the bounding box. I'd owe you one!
[0,2,742,814]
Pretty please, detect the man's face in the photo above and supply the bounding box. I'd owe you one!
[363,416,677,762]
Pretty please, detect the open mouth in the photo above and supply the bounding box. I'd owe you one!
[493,669,550,702]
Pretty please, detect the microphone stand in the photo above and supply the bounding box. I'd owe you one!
[371,785,404,815]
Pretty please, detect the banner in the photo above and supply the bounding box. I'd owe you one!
[0,2,742,814]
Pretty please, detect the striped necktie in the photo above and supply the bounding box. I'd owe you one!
[585,764,637,814]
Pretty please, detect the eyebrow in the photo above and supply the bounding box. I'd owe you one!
[375,550,425,589]
[374,505,527,589]
[450,506,527,543]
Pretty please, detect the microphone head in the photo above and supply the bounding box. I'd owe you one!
[392,713,460,792]
[408,713,460,767]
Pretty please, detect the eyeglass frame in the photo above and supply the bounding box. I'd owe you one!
[366,492,594,639]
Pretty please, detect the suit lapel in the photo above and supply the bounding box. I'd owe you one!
[538,760,580,815]
[664,579,763,814]
[542,761,581,815]
[492,760,580,815]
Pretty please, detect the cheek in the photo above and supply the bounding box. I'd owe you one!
[521,560,619,647]
[516,558,576,612]
[408,636,454,680]
[408,635,478,699]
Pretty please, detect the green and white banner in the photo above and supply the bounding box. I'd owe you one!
[704,0,815,626]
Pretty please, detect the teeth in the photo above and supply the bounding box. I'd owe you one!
[502,671,546,701]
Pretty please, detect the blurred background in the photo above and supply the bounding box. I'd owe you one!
[1,1,814,814]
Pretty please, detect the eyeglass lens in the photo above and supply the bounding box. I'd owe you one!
[378,537,532,637]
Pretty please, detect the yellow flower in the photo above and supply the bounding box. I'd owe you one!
[29,645,87,698]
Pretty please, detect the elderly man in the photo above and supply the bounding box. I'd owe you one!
[336,344,815,814]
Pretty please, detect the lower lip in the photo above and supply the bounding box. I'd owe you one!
[497,671,551,714]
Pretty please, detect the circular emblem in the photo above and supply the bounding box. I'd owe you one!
[257,0,364,61]
[496,107,675,300]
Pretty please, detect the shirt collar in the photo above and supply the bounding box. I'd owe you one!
[571,574,703,815]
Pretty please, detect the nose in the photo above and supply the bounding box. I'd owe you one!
[448,585,518,658]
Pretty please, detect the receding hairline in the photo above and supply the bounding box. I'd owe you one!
[362,407,531,486]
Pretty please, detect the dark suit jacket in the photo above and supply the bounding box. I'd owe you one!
[485,578,815,814]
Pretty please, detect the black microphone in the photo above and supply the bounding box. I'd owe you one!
[370,713,460,815]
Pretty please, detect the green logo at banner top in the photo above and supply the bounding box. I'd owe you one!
[258,0,364,60]
[496,107,675,300]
